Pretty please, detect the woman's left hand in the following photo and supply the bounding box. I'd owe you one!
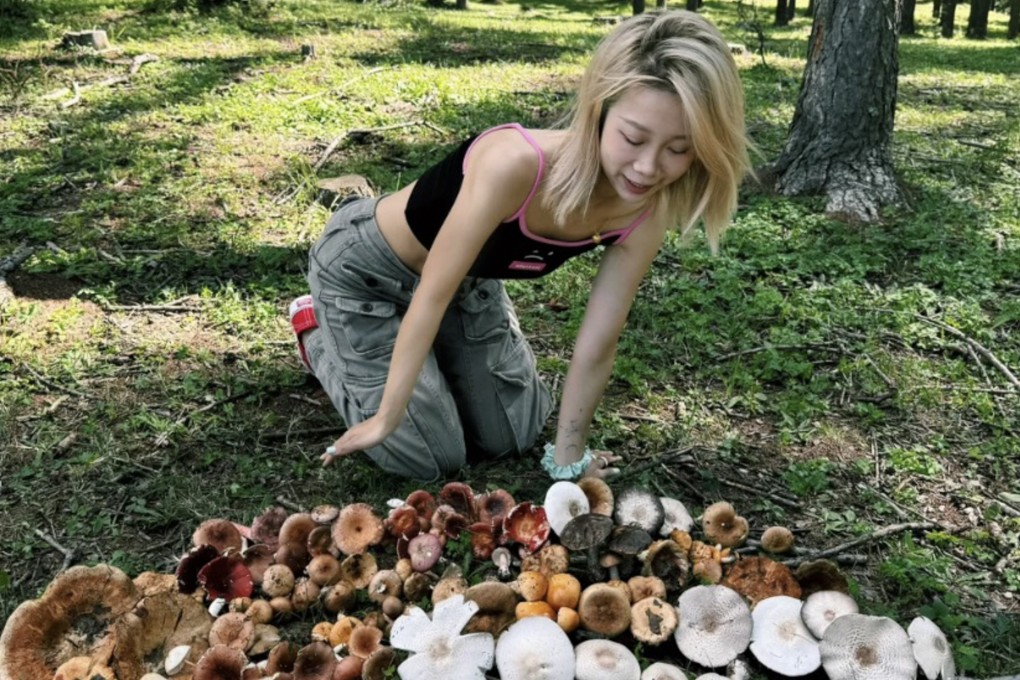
[583,449,622,479]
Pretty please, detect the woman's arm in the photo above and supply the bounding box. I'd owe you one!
[323,135,537,463]
[552,214,669,477]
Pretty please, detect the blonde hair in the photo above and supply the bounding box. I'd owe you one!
[543,10,751,253]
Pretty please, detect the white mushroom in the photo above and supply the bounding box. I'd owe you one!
[495,616,574,680]
[908,616,956,680]
[614,488,665,534]
[165,646,191,675]
[390,595,495,680]
[641,661,688,679]
[674,585,752,668]
[659,497,694,535]
[749,595,821,677]
[693,675,727,680]
[574,639,640,680]
[543,482,590,537]
[801,590,859,639]
[820,613,917,680]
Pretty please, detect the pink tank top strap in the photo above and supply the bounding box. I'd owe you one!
[462,123,546,221]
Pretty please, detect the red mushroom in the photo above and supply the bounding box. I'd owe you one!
[503,503,550,555]
[430,505,468,539]
[386,506,422,541]
[438,482,477,519]
[197,554,254,601]
[251,506,289,550]
[176,544,220,594]
[469,520,502,560]
[475,489,516,525]
[405,490,438,521]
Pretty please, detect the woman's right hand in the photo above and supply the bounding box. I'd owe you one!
[321,414,394,466]
[583,449,622,479]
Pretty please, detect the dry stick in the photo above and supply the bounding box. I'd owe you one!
[275,495,304,513]
[103,304,201,313]
[263,425,343,441]
[20,362,90,399]
[714,342,840,361]
[129,53,159,75]
[918,315,1020,388]
[782,521,939,567]
[612,446,696,482]
[32,528,76,571]
[292,66,393,105]
[715,476,803,510]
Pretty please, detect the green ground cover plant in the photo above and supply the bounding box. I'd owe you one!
[1,0,1018,673]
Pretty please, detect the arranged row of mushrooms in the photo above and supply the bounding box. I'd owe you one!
[0,480,959,680]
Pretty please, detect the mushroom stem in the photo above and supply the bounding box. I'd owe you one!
[585,547,605,582]
[607,565,620,582]
[492,549,512,581]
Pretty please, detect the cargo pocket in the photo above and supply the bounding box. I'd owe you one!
[457,279,510,343]
[490,337,552,453]
[335,297,399,358]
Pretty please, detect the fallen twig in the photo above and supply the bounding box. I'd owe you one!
[103,303,202,313]
[917,315,1020,388]
[275,495,304,513]
[20,362,90,399]
[32,527,76,572]
[263,425,343,441]
[714,342,840,361]
[129,53,159,75]
[782,521,939,567]
[716,476,803,510]
[61,80,82,108]
[613,446,696,482]
[292,66,394,105]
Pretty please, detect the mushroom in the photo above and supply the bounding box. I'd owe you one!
[273,542,310,576]
[329,616,362,647]
[176,544,221,594]
[387,506,423,541]
[306,554,342,587]
[760,526,795,554]
[577,477,614,516]
[438,482,477,519]
[306,525,335,557]
[556,607,580,634]
[577,583,631,638]
[241,545,274,586]
[820,614,917,680]
[641,662,689,680]
[0,564,142,680]
[674,585,752,668]
[339,553,378,589]
[463,581,518,636]
[701,501,749,549]
[801,589,859,638]
[720,556,801,605]
[405,490,438,521]
[209,612,255,651]
[403,572,435,604]
[908,616,956,680]
[251,507,288,551]
[546,572,582,612]
[515,600,556,621]
[390,596,496,679]
[659,497,694,535]
[613,488,665,534]
[431,574,469,605]
[642,539,690,592]
[310,504,340,524]
[469,520,502,560]
[627,575,667,602]
[476,489,516,525]
[265,641,298,675]
[407,532,443,573]
[278,513,317,552]
[193,519,244,554]
[431,504,469,539]
[608,525,653,577]
[794,559,850,597]
[367,569,402,604]
[261,564,295,598]
[559,513,613,582]
[491,546,513,581]
[198,554,254,601]
[322,581,356,614]
[574,639,640,680]
[749,595,821,676]
[348,625,384,659]
[245,598,273,624]
[630,596,678,646]
[503,502,550,555]
[192,645,246,680]
[544,481,591,536]
[333,503,385,556]
[292,641,336,680]
[495,616,574,680]
[517,571,548,602]
[290,578,321,612]
[249,623,282,655]
[362,647,398,680]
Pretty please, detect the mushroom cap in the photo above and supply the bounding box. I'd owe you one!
[613,488,665,534]
[503,502,550,554]
[306,525,335,557]
[801,590,859,639]
[641,662,689,680]
[574,639,640,680]
[387,507,422,541]
[495,616,574,680]
[348,625,384,659]
[307,554,342,587]
[431,504,469,539]
[310,504,340,524]
[261,564,295,598]
[749,595,821,676]
[659,497,694,535]
[720,556,801,605]
[476,489,517,525]
[339,552,379,590]
[368,569,403,603]
[794,559,850,597]
[544,481,591,537]
[176,544,220,594]
[241,544,274,585]
[674,585,752,668]
[198,554,254,601]
[701,502,749,548]
[820,614,917,680]
[463,581,518,636]
[642,539,690,589]
[193,519,244,553]
[577,583,631,638]
[908,616,956,680]
[608,525,653,557]
[407,532,443,573]
[193,645,247,680]
[278,512,317,549]
[391,596,495,679]
[333,503,384,555]
[630,596,679,645]
[208,612,256,651]
[559,513,613,552]
[251,506,288,550]
[760,526,795,554]
[438,482,477,519]
[362,647,398,680]
[469,520,501,560]
[577,477,614,516]
[292,641,336,680]
[405,490,438,520]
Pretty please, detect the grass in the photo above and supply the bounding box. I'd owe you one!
[2,0,1019,674]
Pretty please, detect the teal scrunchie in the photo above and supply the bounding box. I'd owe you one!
[541,443,594,481]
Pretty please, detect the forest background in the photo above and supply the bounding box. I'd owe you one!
[0,0,1018,674]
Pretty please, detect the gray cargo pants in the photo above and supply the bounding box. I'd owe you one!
[305,197,553,480]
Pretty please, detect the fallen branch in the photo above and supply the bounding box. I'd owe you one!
[613,446,696,482]
[782,521,939,567]
[32,528,76,572]
[263,425,343,441]
[716,476,802,510]
[129,53,159,75]
[275,495,304,513]
[714,342,840,361]
[103,304,202,313]
[20,362,90,399]
[917,315,1020,388]
[61,81,81,108]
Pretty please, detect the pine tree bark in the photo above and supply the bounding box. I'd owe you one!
[966,0,991,38]
[686,0,698,11]
[1010,0,1020,40]
[902,0,916,35]
[933,0,941,19]
[941,0,957,38]
[788,0,797,20]
[775,0,790,26]
[773,0,901,222]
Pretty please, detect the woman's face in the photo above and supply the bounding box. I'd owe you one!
[599,85,695,203]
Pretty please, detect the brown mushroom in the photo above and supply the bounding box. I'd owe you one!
[176,545,221,594]
[347,625,384,659]
[290,578,321,612]
[404,490,437,521]
[628,575,667,602]
[306,525,335,557]
[463,581,518,636]
[209,612,255,651]
[701,501,750,549]
[332,503,385,556]
[193,519,244,554]
[279,513,317,551]
[368,570,403,604]
[192,645,246,680]
[721,556,801,606]
[292,641,336,680]
[438,482,477,519]
[631,596,678,646]
[307,554,342,587]
[321,581,356,614]
[795,559,850,597]
[760,526,795,554]
[361,647,397,680]
[251,507,289,551]
[403,572,435,604]
[475,489,516,525]
[338,553,378,590]
[576,477,614,516]
[241,544,274,586]
[577,583,631,638]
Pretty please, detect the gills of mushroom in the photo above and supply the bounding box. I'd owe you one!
[749,595,821,677]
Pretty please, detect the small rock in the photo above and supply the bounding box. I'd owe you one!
[61,30,110,50]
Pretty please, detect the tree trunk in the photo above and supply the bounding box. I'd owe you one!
[773,0,901,222]
[775,0,790,25]
[933,0,941,19]
[966,0,991,38]
[656,0,667,8]
[686,0,698,11]
[902,0,916,35]
[1011,0,1020,40]
[941,0,957,38]
[788,0,797,20]
[806,0,815,17]
[455,0,467,8]
[633,0,646,14]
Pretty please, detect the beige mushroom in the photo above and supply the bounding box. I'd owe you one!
[820,614,917,680]
[701,502,749,548]
[209,612,255,651]
[339,553,378,590]
[332,503,385,556]
[674,585,752,668]
[577,583,631,638]
[630,597,678,646]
